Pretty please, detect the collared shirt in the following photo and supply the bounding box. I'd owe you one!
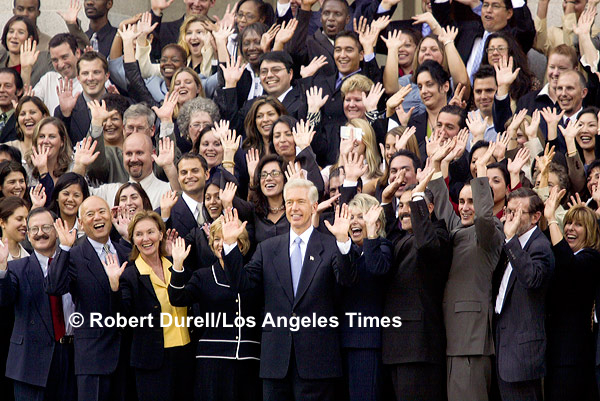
[33,72,83,114]
[181,191,202,221]
[135,256,190,348]
[563,106,583,124]
[277,86,294,103]
[35,250,76,335]
[86,22,118,58]
[246,64,263,100]
[495,225,537,314]
[90,172,171,209]
[87,237,116,261]
[289,225,314,262]
[467,110,497,151]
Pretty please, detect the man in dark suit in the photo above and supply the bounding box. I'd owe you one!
[221,178,356,400]
[54,51,110,144]
[432,0,535,81]
[47,196,131,401]
[0,68,23,143]
[381,170,451,401]
[493,188,555,400]
[0,207,76,401]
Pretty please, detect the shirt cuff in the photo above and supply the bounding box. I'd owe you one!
[364,53,375,62]
[223,242,238,255]
[90,124,103,139]
[277,1,291,16]
[495,93,509,101]
[59,244,72,252]
[377,4,390,12]
[160,122,174,138]
[581,50,600,74]
[511,0,525,8]
[434,0,450,3]
[431,171,444,181]
[343,180,357,187]
[471,3,482,15]
[336,238,352,254]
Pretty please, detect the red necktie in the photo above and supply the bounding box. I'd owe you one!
[47,257,66,341]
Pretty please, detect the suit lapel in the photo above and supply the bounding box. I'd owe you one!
[25,255,54,339]
[273,236,294,305]
[138,273,158,300]
[82,239,111,293]
[293,231,323,308]
[72,95,91,140]
[173,198,197,232]
[504,228,541,297]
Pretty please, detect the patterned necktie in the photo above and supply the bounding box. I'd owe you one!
[0,113,7,134]
[48,257,66,341]
[196,204,205,226]
[290,237,303,296]
[469,31,491,83]
[90,32,99,52]
[102,243,112,262]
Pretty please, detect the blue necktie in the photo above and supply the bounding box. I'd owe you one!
[469,31,490,84]
[290,237,303,295]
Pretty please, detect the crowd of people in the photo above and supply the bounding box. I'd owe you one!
[1,0,600,400]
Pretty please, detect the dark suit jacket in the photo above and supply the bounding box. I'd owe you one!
[223,228,356,379]
[150,14,185,62]
[54,94,91,145]
[0,250,69,387]
[381,199,450,365]
[159,196,199,241]
[493,227,555,383]
[182,226,217,272]
[46,238,130,375]
[0,113,17,144]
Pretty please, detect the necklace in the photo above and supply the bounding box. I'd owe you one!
[268,204,285,213]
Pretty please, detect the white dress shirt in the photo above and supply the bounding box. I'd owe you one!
[90,172,171,209]
[181,192,202,222]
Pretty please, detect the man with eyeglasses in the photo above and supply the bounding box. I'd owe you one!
[432,0,535,83]
[0,207,76,401]
[493,188,554,400]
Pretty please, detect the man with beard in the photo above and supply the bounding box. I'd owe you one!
[381,169,451,400]
[493,188,554,400]
[47,197,131,401]
[68,0,117,58]
[0,207,76,401]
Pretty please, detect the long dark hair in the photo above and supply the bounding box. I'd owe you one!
[251,154,285,216]
[242,96,287,157]
[15,96,50,140]
[481,32,536,101]
[268,115,298,155]
[49,173,90,216]
[113,182,153,211]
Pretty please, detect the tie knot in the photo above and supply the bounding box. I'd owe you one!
[103,243,110,254]
[294,237,302,246]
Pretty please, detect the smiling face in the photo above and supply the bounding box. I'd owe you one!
[384,134,398,163]
[103,111,123,144]
[178,157,208,197]
[1,171,26,198]
[77,59,109,99]
[321,0,350,38]
[473,77,497,115]
[260,60,293,98]
[1,205,28,243]
[564,218,586,252]
[417,37,443,65]
[188,110,213,144]
[260,161,284,197]
[123,134,153,181]
[36,123,64,161]
[435,112,461,141]
[334,36,363,75]
[58,183,84,219]
[204,183,222,219]
[486,37,509,66]
[160,47,185,81]
[556,71,587,115]
[546,53,574,93]
[210,228,224,257]
[185,21,207,57]
[398,33,417,70]
[27,211,57,255]
[397,190,413,232]
[0,72,20,111]
[487,167,508,205]
[198,130,223,168]
[133,218,163,259]
[123,115,153,138]
[343,90,367,120]
[6,20,28,54]
[458,184,475,226]
[389,155,417,198]
[272,121,295,159]
[576,112,597,151]
[49,42,80,79]
[347,205,376,247]
[184,0,215,15]
[505,197,537,236]
[79,196,112,243]
[241,30,262,66]
[118,185,145,214]
[18,100,45,138]
[587,166,600,194]
[285,186,317,233]
[417,71,448,110]
[173,71,199,105]
[255,103,279,139]
[481,0,512,32]
[470,146,496,178]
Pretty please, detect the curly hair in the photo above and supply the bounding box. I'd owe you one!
[177,97,220,141]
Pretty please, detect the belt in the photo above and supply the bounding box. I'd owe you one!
[58,335,74,344]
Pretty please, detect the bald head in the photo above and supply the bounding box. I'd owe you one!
[79,196,112,243]
[123,133,155,181]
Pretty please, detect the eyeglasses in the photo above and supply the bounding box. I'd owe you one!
[28,225,54,235]
[190,122,211,131]
[260,170,282,180]
[259,66,287,77]
[505,209,531,216]
[482,2,506,9]
[236,12,256,21]
[486,46,509,54]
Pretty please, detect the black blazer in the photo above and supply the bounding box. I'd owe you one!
[150,14,185,62]
[381,199,450,365]
[54,94,91,145]
[0,250,69,387]
[160,196,199,240]
[182,226,217,272]
[168,263,262,360]
[0,113,17,143]
[46,238,130,375]
[493,227,555,383]
[223,228,356,379]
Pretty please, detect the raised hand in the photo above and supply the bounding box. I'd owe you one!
[448,83,467,109]
[300,55,329,78]
[506,108,528,140]
[219,182,238,209]
[151,0,175,15]
[381,28,404,53]
[494,55,520,95]
[285,161,306,181]
[274,19,298,49]
[558,117,582,143]
[220,55,247,88]
[507,146,531,175]
[426,129,443,159]
[222,208,247,246]
[567,192,585,209]
[382,170,405,203]
[221,129,241,161]
[246,148,260,183]
[54,218,77,248]
[111,206,134,240]
[30,146,50,176]
[371,15,391,33]
[212,119,230,139]
[544,185,566,221]
[292,120,315,150]
[151,91,179,123]
[212,21,235,44]
[19,38,39,70]
[342,151,368,182]
[504,204,522,239]
[493,132,510,161]
[214,2,236,28]
[324,204,351,242]
[395,126,416,151]
[355,18,382,54]
[164,228,179,257]
[306,86,329,114]
[535,143,556,176]
[160,190,178,219]
[136,11,158,43]
[88,99,118,126]
[540,107,564,128]
[361,82,385,112]
[152,137,175,168]
[414,164,435,193]
[118,23,142,46]
[56,78,81,117]
[386,84,412,114]
[475,141,497,177]
[102,253,127,291]
[466,111,488,143]
[29,184,46,209]
[363,204,383,239]
[260,24,281,53]
[573,3,596,37]
[57,0,82,25]
[74,137,100,168]
[411,12,439,31]
[171,237,191,271]
[524,109,541,141]
[437,25,459,45]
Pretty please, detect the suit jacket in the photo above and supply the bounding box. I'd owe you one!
[0,113,17,144]
[46,238,130,375]
[223,229,356,379]
[54,93,91,145]
[493,227,555,382]
[430,176,504,356]
[150,14,185,62]
[161,196,199,240]
[0,250,70,387]
[182,226,217,272]
[381,199,450,365]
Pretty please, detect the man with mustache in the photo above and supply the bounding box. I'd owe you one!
[47,196,131,401]
[0,207,76,401]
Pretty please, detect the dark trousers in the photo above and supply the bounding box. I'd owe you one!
[342,347,391,401]
[14,342,76,401]
[135,343,194,401]
[446,355,492,401]
[497,376,542,401]
[77,352,129,401]
[263,348,339,401]
[388,362,446,401]
[195,357,261,401]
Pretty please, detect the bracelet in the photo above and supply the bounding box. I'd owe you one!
[443,41,453,46]
[222,161,235,167]
[548,220,559,226]
[567,150,578,157]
